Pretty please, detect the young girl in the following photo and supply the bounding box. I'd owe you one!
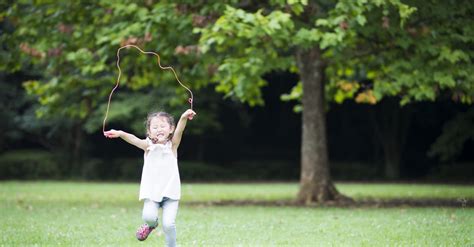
[104,109,196,246]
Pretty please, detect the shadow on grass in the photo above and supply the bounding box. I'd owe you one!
[187,198,472,208]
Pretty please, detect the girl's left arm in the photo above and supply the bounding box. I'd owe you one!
[172,109,196,151]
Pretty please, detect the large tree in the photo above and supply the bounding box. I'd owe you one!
[199,0,473,183]
[196,0,417,203]
[1,1,219,173]
[320,0,474,179]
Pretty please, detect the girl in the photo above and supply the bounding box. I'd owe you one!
[104,109,196,246]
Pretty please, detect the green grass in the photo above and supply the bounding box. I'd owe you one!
[1,181,473,246]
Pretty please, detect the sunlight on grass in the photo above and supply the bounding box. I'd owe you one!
[1,181,473,205]
[1,181,473,246]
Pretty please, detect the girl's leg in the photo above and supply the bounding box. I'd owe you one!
[161,198,179,247]
[142,199,159,228]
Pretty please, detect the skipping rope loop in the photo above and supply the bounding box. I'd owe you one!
[102,44,194,134]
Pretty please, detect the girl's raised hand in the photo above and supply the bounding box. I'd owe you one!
[104,129,121,138]
[182,109,196,120]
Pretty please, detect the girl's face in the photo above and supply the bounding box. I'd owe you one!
[148,116,174,143]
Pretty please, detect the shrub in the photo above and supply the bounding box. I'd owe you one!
[226,160,299,180]
[331,161,379,180]
[179,161,233,181]
[80,158,103,180]
[426,162,474,182]
[115,157,142,181]
[0,149,60,179]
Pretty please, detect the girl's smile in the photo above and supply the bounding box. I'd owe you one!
[149,116,174,143]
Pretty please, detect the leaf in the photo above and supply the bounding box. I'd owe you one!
[316,19,329,27]
[434,72,456,88]
[356,15,367,26]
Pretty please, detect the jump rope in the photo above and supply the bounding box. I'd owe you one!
[102,44,194,135]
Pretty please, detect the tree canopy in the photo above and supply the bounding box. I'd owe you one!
[2,1,224,135]
[3,1,472,127]
[2,0,473,201]
[196,0,473,108]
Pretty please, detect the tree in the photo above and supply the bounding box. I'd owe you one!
[1,1,220,174]
[212,0,474,181]
[369,97,412,179]
[322,0,474,179]
[196,0,416,202]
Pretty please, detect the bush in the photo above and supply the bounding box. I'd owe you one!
[331,161,379,180]
[179,161,234,181]
[425,162,474,182]
[75,157,143,181]
[179,160,300,181]
[0,150,388,181]
[226,160,299,180]
[80,158,103,180]
[115,157,142,181]
[103,159,234,181]
[0,149,60,179]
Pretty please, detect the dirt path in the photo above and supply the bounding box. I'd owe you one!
[187,198,472,208]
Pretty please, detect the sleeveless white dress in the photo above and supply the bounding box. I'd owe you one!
[139,138,181,202]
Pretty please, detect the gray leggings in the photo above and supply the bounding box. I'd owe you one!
[142,198,179,247]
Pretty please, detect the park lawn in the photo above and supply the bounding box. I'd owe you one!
[1,181,473,246]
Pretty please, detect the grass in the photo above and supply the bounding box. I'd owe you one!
[1,181,473,246]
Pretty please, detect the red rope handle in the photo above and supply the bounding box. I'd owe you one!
[102,44,194,134]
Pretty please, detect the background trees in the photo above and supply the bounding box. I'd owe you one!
[0,1,472,202]
[2,1,220,175]
[322,0,474,179]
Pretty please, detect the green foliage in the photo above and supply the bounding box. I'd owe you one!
[427,163,474,182]
[325,0,474,106]
[1,1,213,132]
[200,0,473,110]
[104,157,142,181]
[281,81,302,112]
[197,0,422,111]
[0,74,33,149]
[2,1,473,183]
[429,108,474,162]
[1,1,225,166]
[0,150,60,179]
[198,5,295,106]
[0,155,385,181]
[3,0,471,120]
[179,161,234,180]
[5,0,468,123]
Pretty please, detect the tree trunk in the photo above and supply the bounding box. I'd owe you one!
[372,98,412,180]
[383,134,401,179]
[296,47,350,204]
[68,121,84,177]
[197,136,206,161]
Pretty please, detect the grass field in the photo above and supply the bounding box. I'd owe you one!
[1,181,473,246]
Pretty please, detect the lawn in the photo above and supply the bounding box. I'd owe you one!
[1,181,473,246]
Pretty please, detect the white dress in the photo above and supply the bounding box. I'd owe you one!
[139,138,181,202]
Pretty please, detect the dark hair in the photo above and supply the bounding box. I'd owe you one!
[145,111,175,142]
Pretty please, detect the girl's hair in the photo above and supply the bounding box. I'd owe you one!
[145,111,175,141]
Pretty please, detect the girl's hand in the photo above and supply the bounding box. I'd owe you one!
[104,129,122,138]
[181,109,196,120]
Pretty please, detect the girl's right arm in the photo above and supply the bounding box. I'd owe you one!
[104,129,148,151]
